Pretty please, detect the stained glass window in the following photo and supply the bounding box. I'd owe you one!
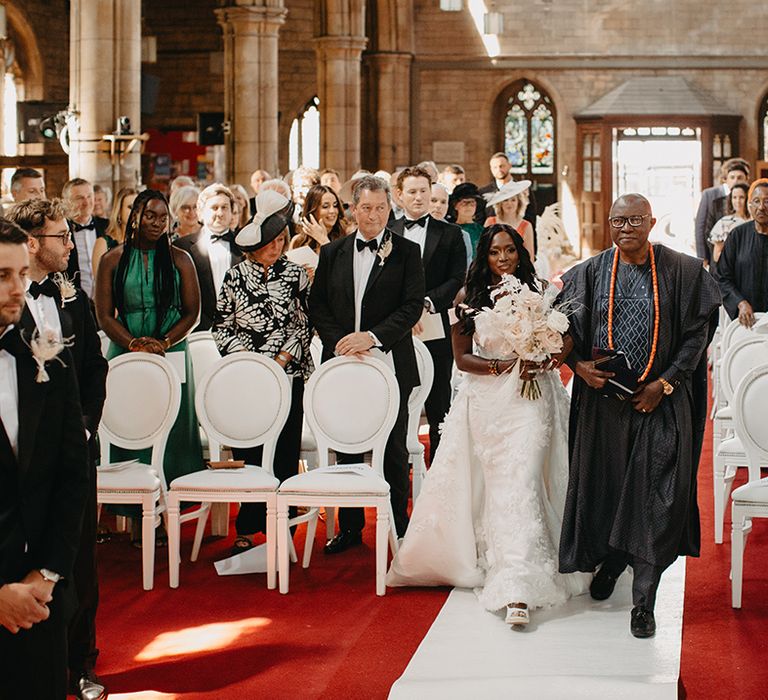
[502,80,556,177]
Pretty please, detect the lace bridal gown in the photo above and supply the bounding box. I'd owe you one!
[386,335,588,613]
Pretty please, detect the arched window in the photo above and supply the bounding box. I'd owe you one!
[497,79,556,180]
[760,91,768,162]
[288,96,320,171]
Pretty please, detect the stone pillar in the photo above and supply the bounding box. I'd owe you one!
[69,0,141,190]
[364,52,413,172]
[315,35,367,178]
[216,1,287,185]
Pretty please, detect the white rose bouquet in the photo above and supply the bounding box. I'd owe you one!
[470,274,570,400]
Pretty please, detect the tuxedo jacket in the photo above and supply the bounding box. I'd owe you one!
[695,184,727,262]
[389,215,467,356]
[309,231,426,392]
[174,230,243,331]
[20,286,108,440]
[66,216,109,288]
[478,181,538,238]
[0,327,89,584]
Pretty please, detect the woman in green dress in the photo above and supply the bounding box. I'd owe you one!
[95,189,203,502]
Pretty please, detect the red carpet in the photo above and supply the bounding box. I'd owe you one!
[89,377,768,698]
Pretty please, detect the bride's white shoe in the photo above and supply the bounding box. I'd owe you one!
[505,603,529,626]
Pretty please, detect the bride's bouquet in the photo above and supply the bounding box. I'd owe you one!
[471,274,570,400]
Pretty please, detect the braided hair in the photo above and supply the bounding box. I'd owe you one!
[113,189,178,339]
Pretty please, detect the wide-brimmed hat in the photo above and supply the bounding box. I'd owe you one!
[448,182,484,208]
[483,179,532,208]
[235,190,291,251]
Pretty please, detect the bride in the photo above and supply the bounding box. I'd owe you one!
[387,224,588,626]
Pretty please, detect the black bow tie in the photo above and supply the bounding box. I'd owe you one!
[71,220,94,233]
[404,215,428,230]
[356,238,379,253]
[28,278,58,300]
[211,230,234,243]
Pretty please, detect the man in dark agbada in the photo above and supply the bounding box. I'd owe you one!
[557,193,720,638]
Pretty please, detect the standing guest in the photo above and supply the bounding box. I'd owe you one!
[320,168,343,194]
[478,152,538,238]
[169,176,196,196]
[438,164,465,194]
[387,170,405,222]
[10,168,46,202]
[174,183,243,332]
[483,180,535,261]
[716,179,768,327]
[310,175,425,553]
[694,157,749,265]
[213,190,313,553]
[92,185,111,220]
[289,184,346,254]
[558,193,720,638]
[432,182,471,265]
[248,169,271,216]
[448,182,485,259]
[391,166,467,463]
[416,161,439,184]
[291,166,321,215]
[91,186,138,280]
[229,184,251,232]
[169,185,201,240]
[708,182,749,264]
[62,178,108,300]
[95,190,204,506]
[0,219,89,699]
[7,199,109,700]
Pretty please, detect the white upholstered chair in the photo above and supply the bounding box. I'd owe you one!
[729,362,768,607]
[166,352,292,589]
[277,356,400,595]
[408,337,434,501]
[97,353,181,590]
[713,336,768,543]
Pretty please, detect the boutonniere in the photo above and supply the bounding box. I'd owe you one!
[377,235,393,268]
[24,328,73,383]
[51,272,77,308]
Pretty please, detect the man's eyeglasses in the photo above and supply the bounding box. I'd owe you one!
[608,215,650,229]
[36,231,73,244]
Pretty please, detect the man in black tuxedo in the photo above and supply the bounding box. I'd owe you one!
[478,152,538,241]
[694,158,749,265]
[62,178,109,300]
[8,199,108,700]
[309,175,425,553]
[174,183,243,331]
[390,166,466,462]
[0,219,90,699]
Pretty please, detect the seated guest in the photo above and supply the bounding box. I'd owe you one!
[716,179,768,327]
[95,190,204,522]
[63,178,109,299]
[10,167,46,202]
[169,185,201,240]
[91,186,138,280]
[174,183,243,331]
[212,189,313,553]
[708,182,749,264]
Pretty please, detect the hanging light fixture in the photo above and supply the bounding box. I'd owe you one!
[439,0,462,11]
[484,10,504,34]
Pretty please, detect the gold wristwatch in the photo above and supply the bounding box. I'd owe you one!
[658,378,674,395]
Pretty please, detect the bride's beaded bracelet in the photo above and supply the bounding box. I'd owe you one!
[488,359,500,376]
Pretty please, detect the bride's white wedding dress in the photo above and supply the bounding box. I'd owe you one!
[386,336,588,612]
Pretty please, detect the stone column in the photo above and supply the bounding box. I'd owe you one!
[216,1,287,185]
[69,0,141,190]
[315,35,367,178]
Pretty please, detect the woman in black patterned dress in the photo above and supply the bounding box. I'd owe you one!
[212,189,313,553]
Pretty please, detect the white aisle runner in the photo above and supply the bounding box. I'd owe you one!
[389,558,685,699]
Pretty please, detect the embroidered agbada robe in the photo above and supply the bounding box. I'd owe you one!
[557,244,720,572]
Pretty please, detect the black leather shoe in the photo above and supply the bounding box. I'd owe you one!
[73,671,107,700]
[630,606,656,638]
[324,530,363,554]
[590,566,621,601]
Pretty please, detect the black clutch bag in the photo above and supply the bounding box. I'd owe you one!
[591,347,639,399]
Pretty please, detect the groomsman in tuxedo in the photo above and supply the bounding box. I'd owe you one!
[7,199,108,699]
[478,152,538,240]
[310,175,425,553]
[62,179,108,300]
[0,219,90,698]
[390,166,466,462]
[174,183,243,331]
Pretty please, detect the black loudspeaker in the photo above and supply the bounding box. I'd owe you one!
[17,101,68,143]
[141,74,161,116]
[198,112,225,146]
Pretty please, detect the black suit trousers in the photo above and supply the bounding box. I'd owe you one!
[337,391,411,537]
[423,348,453,464]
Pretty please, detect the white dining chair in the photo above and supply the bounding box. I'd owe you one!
[277,356,400,595]
[408,337,434,501]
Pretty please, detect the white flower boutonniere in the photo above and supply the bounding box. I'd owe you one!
[377,236,393,267]
[26,328,73,383]
[51,272,77,308]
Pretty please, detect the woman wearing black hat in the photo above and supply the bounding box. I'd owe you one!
[212,189,313,553]
[448,182,485,261]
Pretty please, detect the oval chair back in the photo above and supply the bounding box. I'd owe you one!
[732,362,768,483]
[721,337,768,404]
[187,331,221,388]
[407,338,434,452]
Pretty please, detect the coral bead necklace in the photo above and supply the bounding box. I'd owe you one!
[607,244,659,382]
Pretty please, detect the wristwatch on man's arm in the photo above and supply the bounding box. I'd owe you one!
[39,569,62,584]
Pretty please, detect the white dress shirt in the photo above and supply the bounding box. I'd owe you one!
[201,228,233,295]
[73,223,97,298]
[25,278,62,340]
[353,230,385,333]
[0,327,19,455]
[403,216,428,254]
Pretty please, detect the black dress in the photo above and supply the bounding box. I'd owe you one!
[714,220,768,319]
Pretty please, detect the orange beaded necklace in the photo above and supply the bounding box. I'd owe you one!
[607,244,659,382]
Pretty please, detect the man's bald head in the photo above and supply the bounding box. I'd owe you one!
[610,193,652,216]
